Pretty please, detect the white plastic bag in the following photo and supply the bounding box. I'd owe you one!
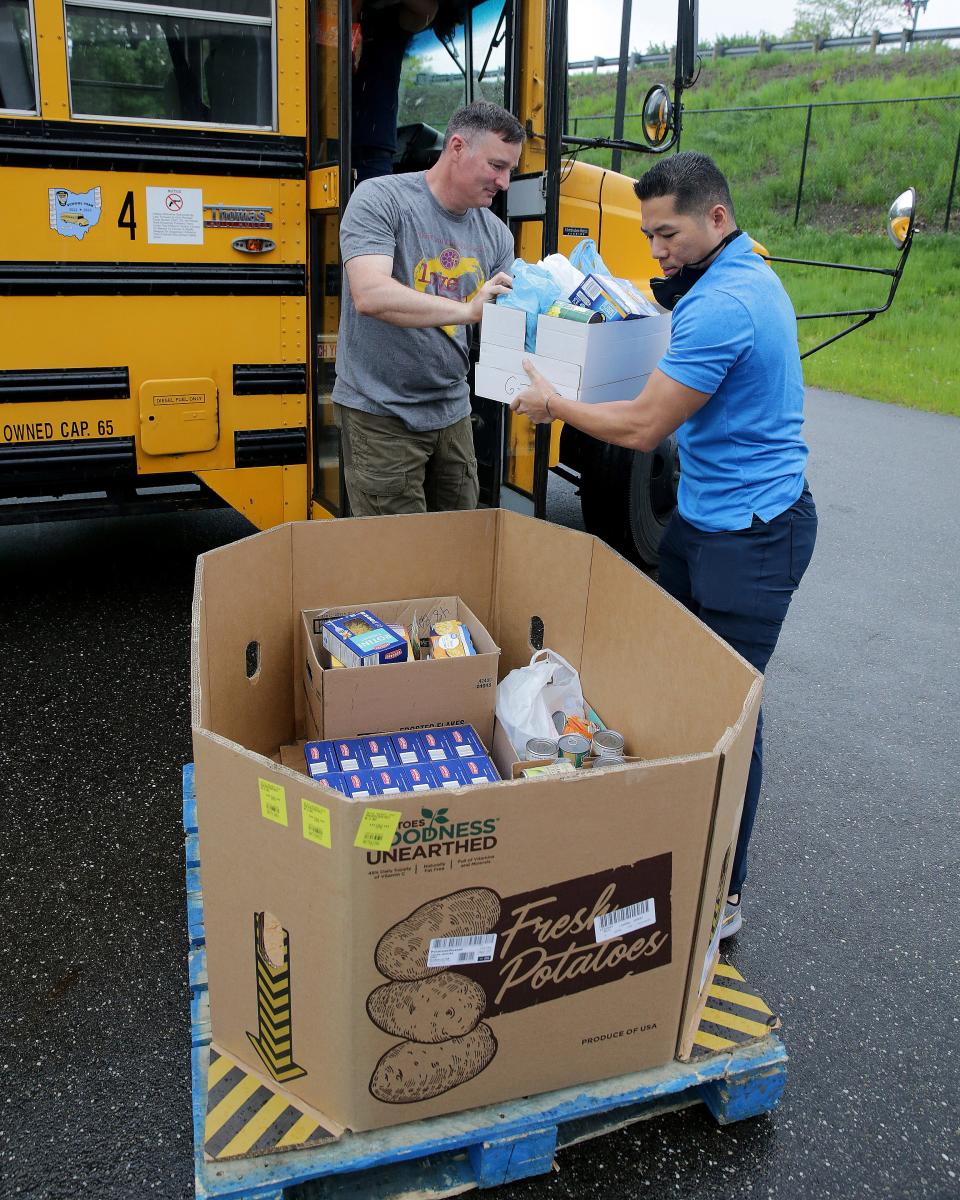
[495,649,585,754]
[538,253,585,295]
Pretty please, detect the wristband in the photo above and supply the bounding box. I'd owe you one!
[545,393,556,419]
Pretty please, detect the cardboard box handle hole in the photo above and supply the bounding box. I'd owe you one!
[245,640,261,680]
[529,616,544,651]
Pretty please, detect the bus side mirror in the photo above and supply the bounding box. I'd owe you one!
[887,188,916,249]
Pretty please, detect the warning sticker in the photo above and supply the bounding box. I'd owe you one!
[146,186,204,245]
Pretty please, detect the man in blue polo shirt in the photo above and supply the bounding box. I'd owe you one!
[511,151,817,941]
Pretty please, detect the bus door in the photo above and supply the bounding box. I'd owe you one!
[0,0,309,528]
[315,0,552,520]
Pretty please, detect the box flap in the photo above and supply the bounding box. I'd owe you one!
[197,526,295,755]
[291,513,499,634]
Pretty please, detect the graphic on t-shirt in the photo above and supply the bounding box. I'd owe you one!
[413,247,485,338]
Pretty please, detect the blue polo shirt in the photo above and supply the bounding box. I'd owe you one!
[657,232,808,532]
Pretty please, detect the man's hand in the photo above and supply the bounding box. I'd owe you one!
[510,359,559,424]
[466,272,513,323]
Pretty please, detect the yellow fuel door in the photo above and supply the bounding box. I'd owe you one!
[139,378,220,455]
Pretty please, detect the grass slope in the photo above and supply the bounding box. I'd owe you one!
[570,48,960,412]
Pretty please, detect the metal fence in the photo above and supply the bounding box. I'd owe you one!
[571,94,960,233]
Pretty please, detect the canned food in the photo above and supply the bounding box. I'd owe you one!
[525,737,559,761]
[591,730,625,758]
[558,733,591,768]
[546,301,605,324]
[591,753,625,771]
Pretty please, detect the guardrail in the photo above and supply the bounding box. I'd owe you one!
[568,26,960,69]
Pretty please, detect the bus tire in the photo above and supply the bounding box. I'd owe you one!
[626,435,679,568]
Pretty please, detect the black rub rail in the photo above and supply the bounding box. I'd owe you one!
[234,427,307,468]
[1,263,307,296]
[0,367,130,402]
[0,119,306,178]
[233,364,307,395]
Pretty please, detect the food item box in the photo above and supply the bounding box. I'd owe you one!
[475,303,671,405]
[192,509,761,1135]
[299,596,499,746]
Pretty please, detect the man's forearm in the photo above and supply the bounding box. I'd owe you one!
[354,275,474,327]
[546,391,662,453]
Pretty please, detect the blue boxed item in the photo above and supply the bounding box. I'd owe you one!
[397,763,440,792]
[333,737,371,772]
[568,274,638,321]
[432,760,465,789]
[339,769,381,798]
[444,724,486,759]
[390,731,429,765]
[304,739,340,778]
[368,766,410,796]
[459,755,500,784]
[313,772,347,795]
[321,610,409,669]
[358,735,399,769]
[420,727,456,762]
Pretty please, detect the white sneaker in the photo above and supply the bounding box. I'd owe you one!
[720,896,742,939]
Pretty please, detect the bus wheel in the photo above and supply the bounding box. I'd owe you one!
[626,435,679,568]
[580,439,632,551]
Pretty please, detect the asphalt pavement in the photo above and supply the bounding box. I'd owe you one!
[2,388,958,1199]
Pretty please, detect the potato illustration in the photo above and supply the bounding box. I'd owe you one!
[374,887,501,981]
[367,972,486,1042]
[369,1023,497,1103]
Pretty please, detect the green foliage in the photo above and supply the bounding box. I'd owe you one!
[768,230,959,413]
[792,0,902,38]
[567,48,959,409]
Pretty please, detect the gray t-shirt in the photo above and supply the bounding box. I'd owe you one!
[334,172,514,432]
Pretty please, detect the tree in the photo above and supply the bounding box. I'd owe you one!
[790,0,903,37]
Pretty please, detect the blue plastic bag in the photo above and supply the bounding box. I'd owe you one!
[496,257,563,351]
[568,238,611,278]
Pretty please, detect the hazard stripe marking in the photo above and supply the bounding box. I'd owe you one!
[701,1005,777,1039]
[709,982,774,1015]
[693,1029,737,1052]
[688,959,780,1061]
[210,1089,289,1161]
[275,1113,323,1150]
[202,1048,338,1162]
[207,1064,248,1110]
[205,1073,262,1140]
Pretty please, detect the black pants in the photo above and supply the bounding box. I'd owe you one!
[657,486,818,895]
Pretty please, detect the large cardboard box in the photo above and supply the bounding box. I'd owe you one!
[191,510,761,1134]
[299,596,499,744]
[475,303,671,405]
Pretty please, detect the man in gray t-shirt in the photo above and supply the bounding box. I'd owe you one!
[334,100,524,515]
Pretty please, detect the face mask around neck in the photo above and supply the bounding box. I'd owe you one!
[650,228,742,311]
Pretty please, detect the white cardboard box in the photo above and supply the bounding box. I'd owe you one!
[477,303,670,405]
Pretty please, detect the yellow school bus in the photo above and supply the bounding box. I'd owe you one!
[0,0,696,555]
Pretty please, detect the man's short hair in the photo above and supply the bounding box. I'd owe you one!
[443,101,525,150]
[633,152,735,220]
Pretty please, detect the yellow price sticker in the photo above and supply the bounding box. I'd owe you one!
[301,797,332,848]
[258,778,288,827]
[353,808,401,851]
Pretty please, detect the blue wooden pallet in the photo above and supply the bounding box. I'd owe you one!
[183,764,787,1200]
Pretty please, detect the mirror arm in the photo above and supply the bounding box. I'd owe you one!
[800,314,877,360]
[796,229,914,359]
[762,255,896,278]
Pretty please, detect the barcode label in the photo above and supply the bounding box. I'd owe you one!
[427,933,497,968]
[594,898,656,943]
[456,746,474,757]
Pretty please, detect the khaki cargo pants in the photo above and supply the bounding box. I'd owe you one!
[334,404,480,516]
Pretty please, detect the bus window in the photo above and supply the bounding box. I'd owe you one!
[397,10,464,139]
[0,0,37,113]
[65,0,275,128]
[472,0,506,108]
